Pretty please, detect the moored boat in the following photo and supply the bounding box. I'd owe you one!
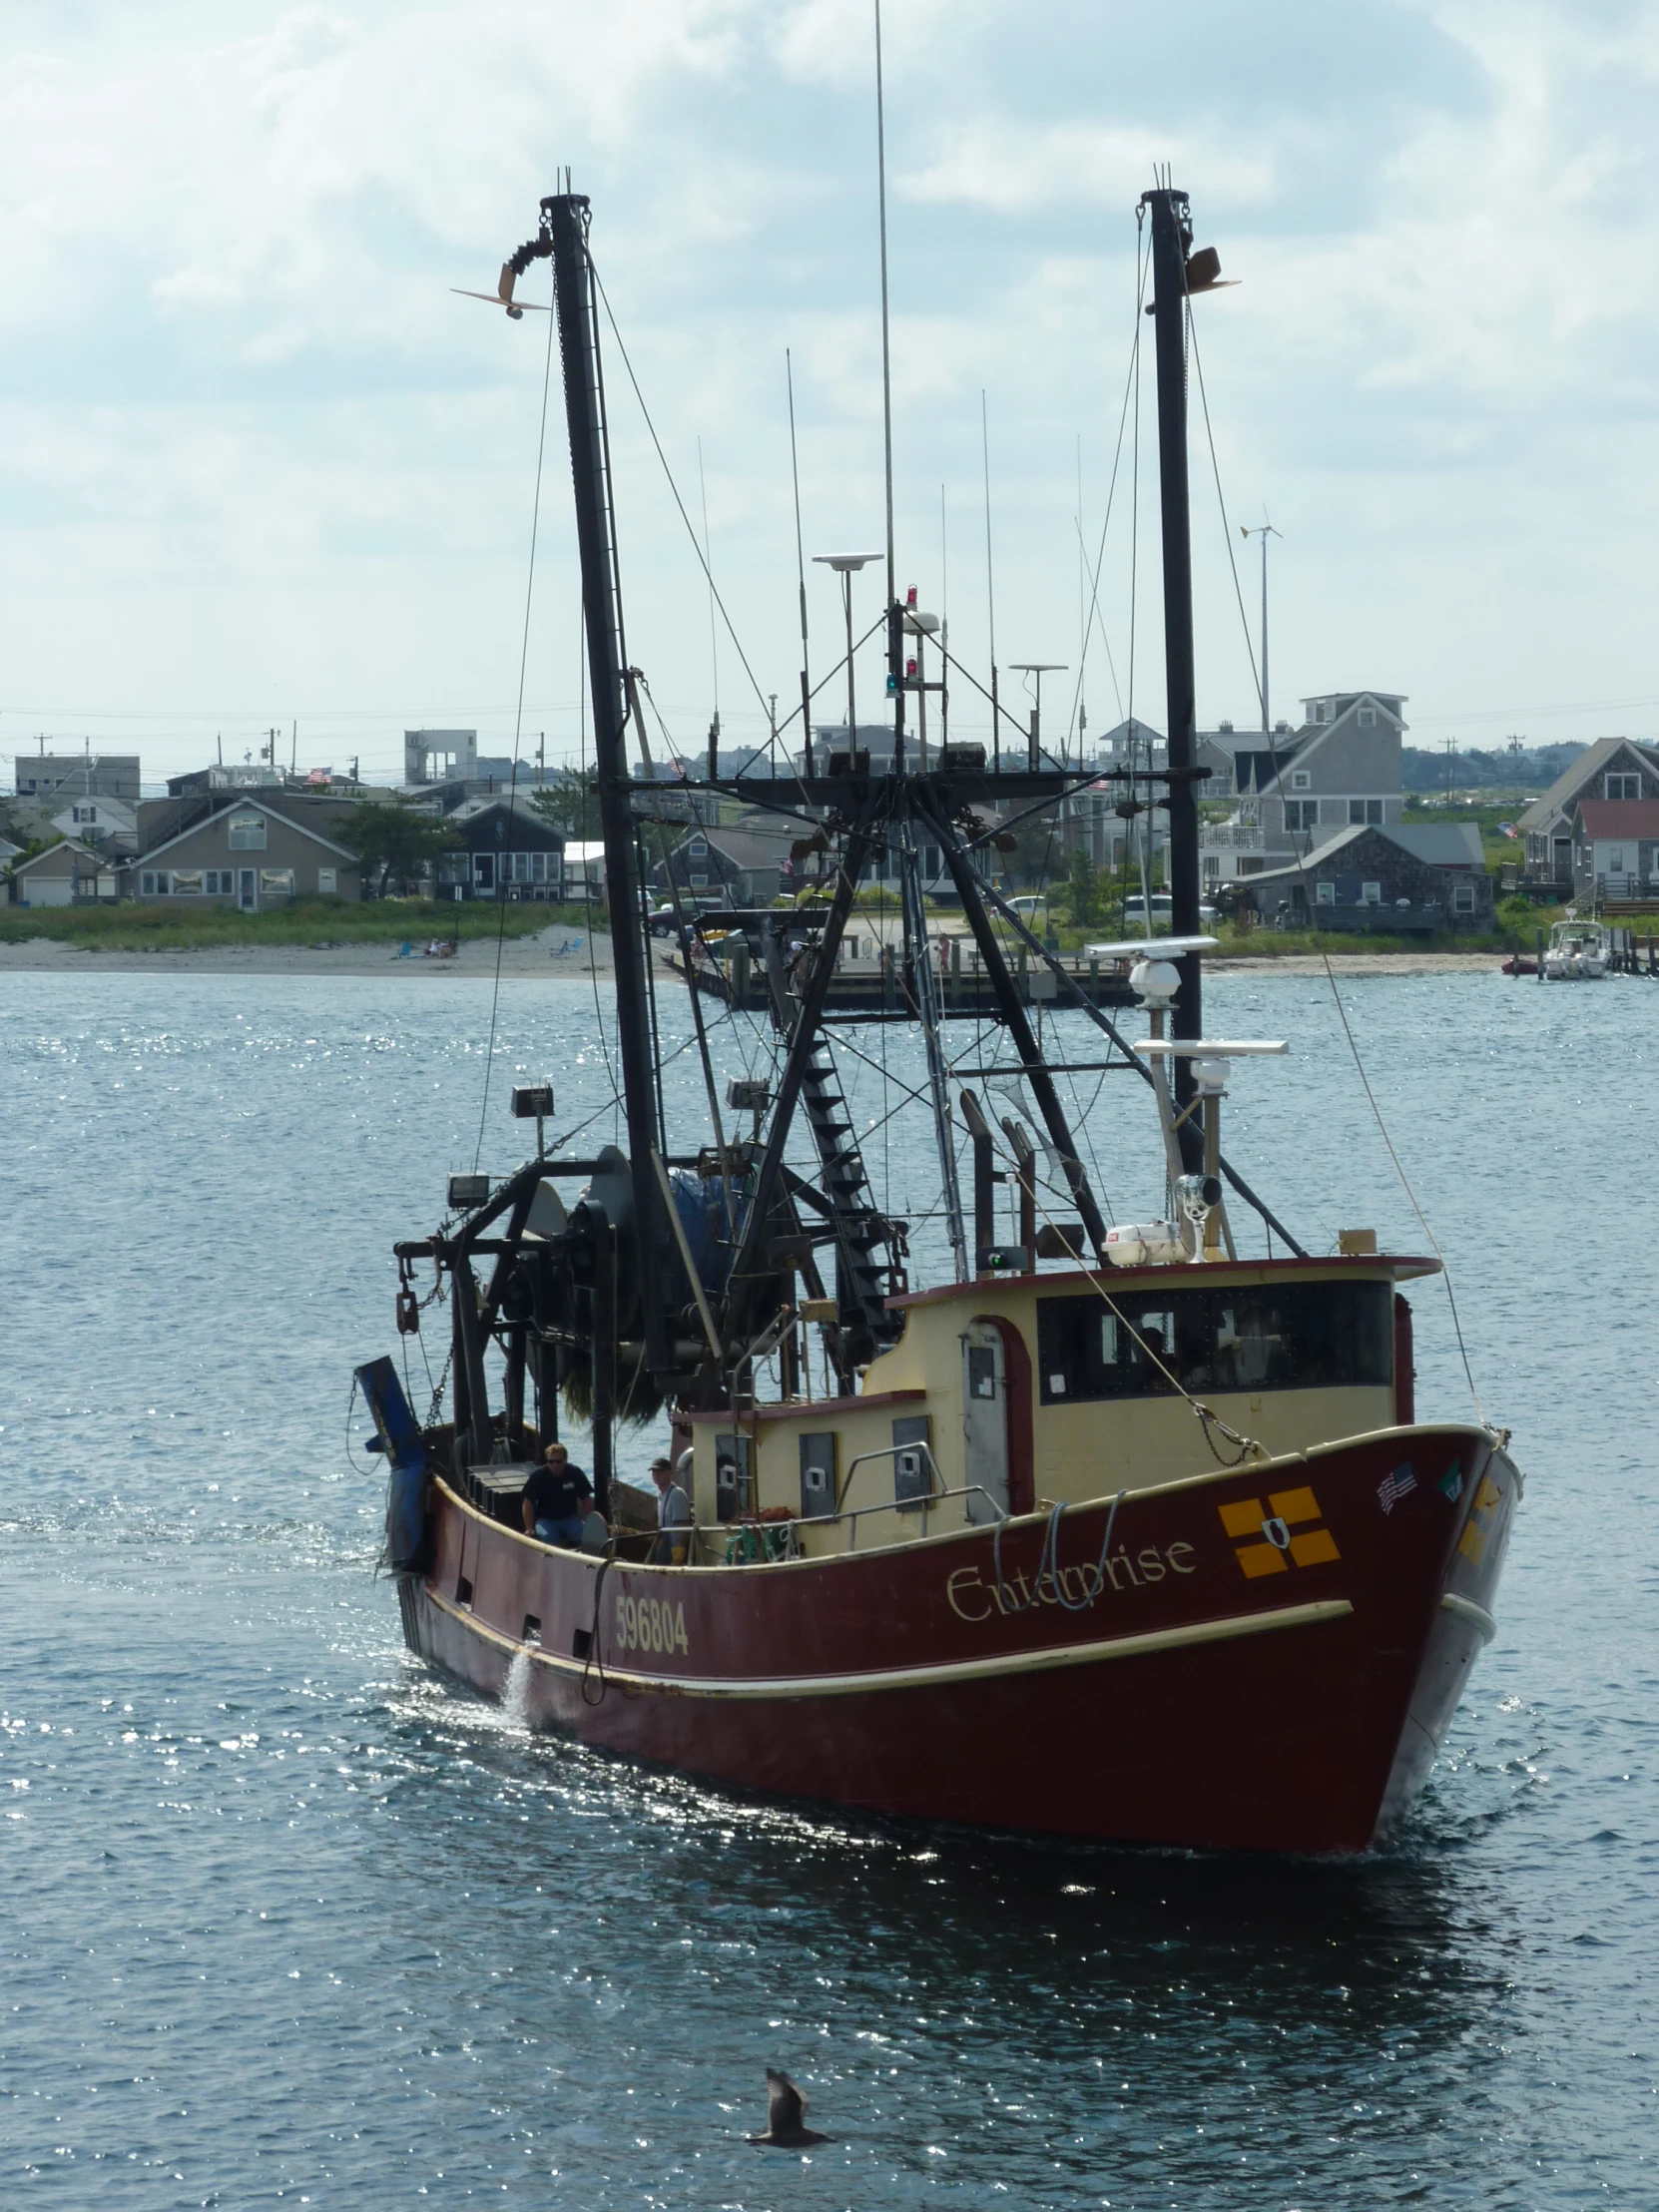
[1543,917,1609,978]
[356,176,1521,1853]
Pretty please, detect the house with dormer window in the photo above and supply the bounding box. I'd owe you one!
[50,795,137,853]
[132,797,361,907]
[1199,691,1406,884]
[1514,738,1659,889]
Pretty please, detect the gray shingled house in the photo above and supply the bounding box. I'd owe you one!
[1228,822,1491,932]
[134,798,360,908]
[1515,738,1659,890]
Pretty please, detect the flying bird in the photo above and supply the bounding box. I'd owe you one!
[748,2067,830,2149]
[451,262,549,320]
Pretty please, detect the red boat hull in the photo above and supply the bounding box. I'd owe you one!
[398,1422,1514,1853]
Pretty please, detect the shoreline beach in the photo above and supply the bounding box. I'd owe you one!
[0,934,1506,981]
[0,923,619,980]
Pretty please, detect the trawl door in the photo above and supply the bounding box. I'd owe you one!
[961,1321,1009,1522]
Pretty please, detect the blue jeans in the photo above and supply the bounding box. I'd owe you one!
[534,1514,586,1548]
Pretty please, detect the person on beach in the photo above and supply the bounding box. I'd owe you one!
[649,1454,693,1564]
[521,1442,594,1548]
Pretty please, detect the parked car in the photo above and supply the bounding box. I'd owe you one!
[1006,894,1047,918]
[1123,892,1219,926]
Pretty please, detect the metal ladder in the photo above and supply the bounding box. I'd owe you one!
[764,921,906,1352]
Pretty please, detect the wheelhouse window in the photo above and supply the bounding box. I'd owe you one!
[228,813,267,850]
[1036,1282,1392,1403]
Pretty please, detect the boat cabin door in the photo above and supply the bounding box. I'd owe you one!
[961,1322,1010,1523]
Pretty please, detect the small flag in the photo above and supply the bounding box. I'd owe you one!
[1378,1462,1417,1514]
[1438,1460,1463,1501]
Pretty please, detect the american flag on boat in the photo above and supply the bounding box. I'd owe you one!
[1378,1463,1417,1514]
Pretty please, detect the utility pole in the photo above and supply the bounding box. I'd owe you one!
[1443,738,1455,804]
[1239,519,1281,733]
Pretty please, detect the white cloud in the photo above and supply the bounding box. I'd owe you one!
[1,0,1658,779]
[901,122,1273,215]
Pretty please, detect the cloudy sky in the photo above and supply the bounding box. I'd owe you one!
[2,0,1655,789]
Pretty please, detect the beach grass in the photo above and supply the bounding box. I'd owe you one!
[0,897,596,952]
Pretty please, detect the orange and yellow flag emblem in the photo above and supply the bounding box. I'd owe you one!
[1219,1486,1341,1578]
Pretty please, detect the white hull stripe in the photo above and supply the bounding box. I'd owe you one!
[421,1586,1355,1699]
[1439,1591,1496,1643]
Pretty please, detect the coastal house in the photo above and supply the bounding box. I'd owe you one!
[654,816,798,906]
[1570,798,1659,904]
[1227,821,1491,933]
[1068,719,1169,876]
[1515,739,1659,890]
[432,800,566,900]
[134,798,360,908]
[7,837,120,907]
[1199,691,1405,887]
[13,752,141,806]
[50,795,138,853]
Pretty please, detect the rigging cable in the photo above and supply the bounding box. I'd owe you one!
[572,612,623,1139]
[1062,215,1147,754]
[1186,305,1484,1421]
[587,267,776,735]
[474,271,558,1173]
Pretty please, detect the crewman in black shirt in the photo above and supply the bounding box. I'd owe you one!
[520,1442,595,1548]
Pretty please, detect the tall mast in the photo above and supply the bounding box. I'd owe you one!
[543,193,675,1379]
[874,0,904,771]
[1142,183,1203,1171]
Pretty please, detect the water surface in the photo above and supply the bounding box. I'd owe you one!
[2,967,1653,2207]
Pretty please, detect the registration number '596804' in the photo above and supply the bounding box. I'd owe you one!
[615,1593,689,1657]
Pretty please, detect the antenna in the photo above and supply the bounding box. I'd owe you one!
[982,388,999,771]
[697,435,720,778]
[1239,516,1281,733]
[787,349,813,777]
[1076,432,1086,759]
[939,481,948,748]
[873,0,898,757]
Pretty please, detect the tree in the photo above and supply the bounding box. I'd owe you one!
[340,799,460,898]
[530,775,601,841]
[1067,847,1101,927]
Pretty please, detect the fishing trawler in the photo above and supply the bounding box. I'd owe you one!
[356,182,1520,1854]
